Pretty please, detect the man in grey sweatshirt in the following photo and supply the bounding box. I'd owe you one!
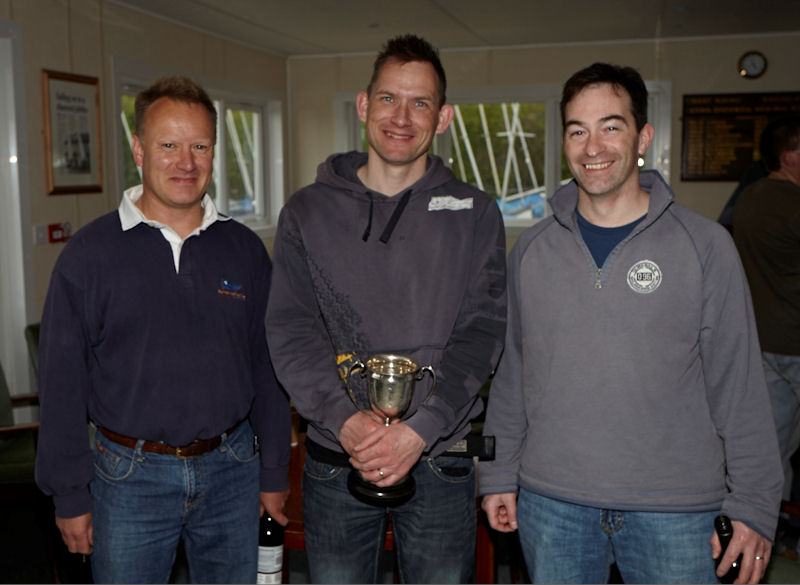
[480,62,782,584]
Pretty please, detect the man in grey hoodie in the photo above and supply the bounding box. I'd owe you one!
[480,63,782,584]
[266,35,506,583]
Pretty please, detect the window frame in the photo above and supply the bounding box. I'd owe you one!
[111,58,284,238]
[0,18,36,399]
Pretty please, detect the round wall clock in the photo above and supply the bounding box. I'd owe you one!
[738,51,767,79]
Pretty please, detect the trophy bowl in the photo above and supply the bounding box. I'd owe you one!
[345,354,435,507]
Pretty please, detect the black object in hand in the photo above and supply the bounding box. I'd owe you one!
[715,514,742,584]
[257,515,284,583]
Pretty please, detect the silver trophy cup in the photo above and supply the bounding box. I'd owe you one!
[346,354,435,506]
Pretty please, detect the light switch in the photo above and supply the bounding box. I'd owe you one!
[33,225,47,245]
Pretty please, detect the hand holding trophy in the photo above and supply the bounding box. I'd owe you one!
[345,354,435,506]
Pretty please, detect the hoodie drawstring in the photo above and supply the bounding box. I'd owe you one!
[361,193,374,242]
[378,189,412,244]
[361,189,413,244]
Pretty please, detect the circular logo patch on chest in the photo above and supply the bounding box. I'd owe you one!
[627,260,662,294]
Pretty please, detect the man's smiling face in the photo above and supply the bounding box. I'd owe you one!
[357,59,452,169]
[563,83,653,201]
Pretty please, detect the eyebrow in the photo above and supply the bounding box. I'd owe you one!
[565,114,628,127]
[373,89,435,102]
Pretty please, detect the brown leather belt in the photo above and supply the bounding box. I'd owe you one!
[98,421,242,459]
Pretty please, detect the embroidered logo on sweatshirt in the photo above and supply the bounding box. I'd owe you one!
[428,196,473,211]
[218,278,246,300]
[627,260,662,294]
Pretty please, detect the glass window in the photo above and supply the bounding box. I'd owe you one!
[223,107,259,217]
[119,88,140,190]
[446,102,551,221]
[434,89,565,227]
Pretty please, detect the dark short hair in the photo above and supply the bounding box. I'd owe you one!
[759,115,800,171]
[366,34,447,108]
[560,63,648,132]
[134,76,217,139]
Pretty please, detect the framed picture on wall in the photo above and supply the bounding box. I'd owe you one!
[42,69,102,194]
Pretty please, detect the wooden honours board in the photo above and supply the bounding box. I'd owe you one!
[681,92,800,181]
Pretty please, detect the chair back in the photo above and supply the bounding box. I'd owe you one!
[24,323,40,379]
[0,359,37,484]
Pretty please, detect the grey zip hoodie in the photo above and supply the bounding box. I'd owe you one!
[266,151,506,458]
[480,170,782,539]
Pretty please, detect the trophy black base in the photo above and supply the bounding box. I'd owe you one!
[347,469,415,507]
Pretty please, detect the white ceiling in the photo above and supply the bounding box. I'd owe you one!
[107,0,800,57]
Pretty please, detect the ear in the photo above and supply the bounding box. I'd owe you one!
[356,91,369,123]
[637,123,655,156]
[780,148,799,170]
[435,104,455,135]
[132,134,144,168]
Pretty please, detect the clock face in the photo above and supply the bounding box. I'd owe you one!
[739,51,767,79]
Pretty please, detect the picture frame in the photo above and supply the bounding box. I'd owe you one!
[42,69,102,194]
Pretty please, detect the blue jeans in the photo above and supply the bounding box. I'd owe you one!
[89,420,261,583]
[302,453,476,583]
[516,489,719,584]
[763,352,800,500]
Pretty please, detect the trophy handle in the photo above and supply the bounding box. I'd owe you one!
[346,360,365,409]
[416,365,436,404]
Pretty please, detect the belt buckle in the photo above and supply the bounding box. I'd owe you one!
[176,439,205,459]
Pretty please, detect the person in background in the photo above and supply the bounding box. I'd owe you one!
[35,75,290,583]
[717,160,767,233]
[266,34,506,583]
[480,62,782,584]
[733,115,800,506]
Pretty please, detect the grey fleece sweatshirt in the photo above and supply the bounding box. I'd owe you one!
[266,151,506,458]
[480,170,783,539]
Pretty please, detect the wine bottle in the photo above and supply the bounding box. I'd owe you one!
[257,515,284,584]
[714,514,741,584]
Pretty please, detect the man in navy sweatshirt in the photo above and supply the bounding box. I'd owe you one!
[35,76,290,583]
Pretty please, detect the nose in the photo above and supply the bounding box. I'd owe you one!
[392,103,411,127]
[176,147,197,171]
[585,132,603,157]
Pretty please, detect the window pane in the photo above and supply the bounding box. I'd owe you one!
[120,91,141,190]
[225,108,259,217]
[447,103,548,221]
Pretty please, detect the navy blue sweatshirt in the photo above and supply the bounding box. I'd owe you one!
[35,201,290,517]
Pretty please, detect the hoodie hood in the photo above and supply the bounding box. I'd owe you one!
[315,151,459,243]
[315,151,456,199]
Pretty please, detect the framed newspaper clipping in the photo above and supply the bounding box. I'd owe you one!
[42,69,102,194]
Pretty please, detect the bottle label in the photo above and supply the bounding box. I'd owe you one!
[256,571,281,584]
[257,545,283,576]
